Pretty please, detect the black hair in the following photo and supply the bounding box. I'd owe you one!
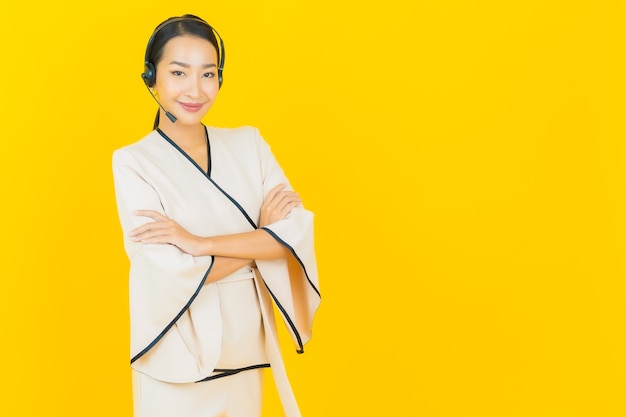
[146,14,221,129]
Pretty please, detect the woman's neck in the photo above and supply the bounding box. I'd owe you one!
[157,121,206,148]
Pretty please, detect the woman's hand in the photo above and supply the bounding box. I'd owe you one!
[259,183,302,228]
[129,210,204,256]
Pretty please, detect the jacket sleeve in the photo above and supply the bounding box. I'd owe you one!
[252,129,321,353]
[112,148,215,367]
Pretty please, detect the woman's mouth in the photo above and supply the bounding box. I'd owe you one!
[178,102,205,112]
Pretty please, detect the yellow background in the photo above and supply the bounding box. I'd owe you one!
[1,1,625,416]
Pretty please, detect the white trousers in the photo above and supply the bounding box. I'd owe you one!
[132,367,263,417]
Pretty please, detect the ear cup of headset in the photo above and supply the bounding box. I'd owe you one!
[142,62,156,87]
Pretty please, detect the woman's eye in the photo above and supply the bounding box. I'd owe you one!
[171,71,184,76]
[203,72,215,78]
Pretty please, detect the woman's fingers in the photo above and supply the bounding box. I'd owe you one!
[267,194,302,223]
[129,221,166,236]
[268,191,299,209]
[134,209,168,221]
[130,230,169,242]
[277,198,301,217]
[129,210,173,237]
[126,209,201,254]
[264,183,286,204]
[276,192,301,208]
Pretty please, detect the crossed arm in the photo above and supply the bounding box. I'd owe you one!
[128,183,301,283]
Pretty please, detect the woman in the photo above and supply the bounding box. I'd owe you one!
[112,14,320,417]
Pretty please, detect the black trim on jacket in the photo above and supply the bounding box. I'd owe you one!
[131,257,214,364]
[195,363,271,382]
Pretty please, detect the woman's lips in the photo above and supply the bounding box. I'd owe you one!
[178,102,204,112]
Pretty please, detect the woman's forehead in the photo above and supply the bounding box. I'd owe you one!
[161,35,218,61]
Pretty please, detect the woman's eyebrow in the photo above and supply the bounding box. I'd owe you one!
[169,60,217,68]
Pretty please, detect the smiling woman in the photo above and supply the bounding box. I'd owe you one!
[111,14,321,417]
[151,35,220,128]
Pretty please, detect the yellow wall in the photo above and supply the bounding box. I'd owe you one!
[1,1,625,416]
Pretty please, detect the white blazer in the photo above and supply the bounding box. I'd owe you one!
[112,126,320,414]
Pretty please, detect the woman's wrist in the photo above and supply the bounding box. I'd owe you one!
[194,236,214,257]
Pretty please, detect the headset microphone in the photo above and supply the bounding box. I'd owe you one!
[142,76,177,123]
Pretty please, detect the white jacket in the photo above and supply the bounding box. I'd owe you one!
[112,126,321,416]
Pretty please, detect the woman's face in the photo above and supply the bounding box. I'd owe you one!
[153,35,220,126]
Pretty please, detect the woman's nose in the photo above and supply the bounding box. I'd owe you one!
[186,77,201,98]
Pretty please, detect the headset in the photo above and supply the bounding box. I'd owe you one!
[141,16,226,89]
